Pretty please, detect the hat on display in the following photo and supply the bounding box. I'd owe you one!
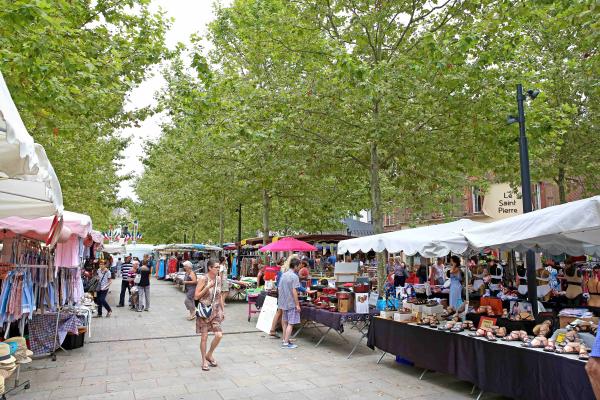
[0,344,15,365]
[0,365,15,379]
[4,337,33,363]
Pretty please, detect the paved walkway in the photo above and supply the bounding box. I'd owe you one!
[12,278,507,400]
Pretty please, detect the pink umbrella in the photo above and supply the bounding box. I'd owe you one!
[259,237,317,252]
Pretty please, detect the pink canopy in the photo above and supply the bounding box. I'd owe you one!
[259,237,317,252]
[0,211,92,242]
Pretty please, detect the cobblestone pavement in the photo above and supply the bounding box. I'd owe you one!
[12,279,507,400]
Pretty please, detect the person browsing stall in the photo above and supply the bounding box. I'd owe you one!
[278,258,302,349]
[182,261,198,320]
[137,260,151,312]
[430,258,445,286]
[449,255,464,310]
[219,256,230,306]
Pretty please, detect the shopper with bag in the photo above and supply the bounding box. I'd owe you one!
[194,259,224,372]
[95,260,112,318]
[137,260,151,312]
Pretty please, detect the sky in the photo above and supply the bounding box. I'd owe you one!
[117,0,231,200]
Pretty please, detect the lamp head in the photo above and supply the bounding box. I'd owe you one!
[507,115,519,125]
[526,89,540,100]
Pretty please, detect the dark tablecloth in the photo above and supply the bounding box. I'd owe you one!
[367,317,594,400]
[300,306,377,333]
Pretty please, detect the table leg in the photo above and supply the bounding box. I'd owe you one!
[377,351,387,364]
[475,390,484,400]
[470,385,477,395]
[315,327,332,347]
[292,320,308,338]
[335,329,349,343]
[419,369,428,380]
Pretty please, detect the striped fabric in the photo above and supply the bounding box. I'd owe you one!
[120,263,133,281]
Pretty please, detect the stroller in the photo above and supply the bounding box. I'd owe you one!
[129,286,139,310]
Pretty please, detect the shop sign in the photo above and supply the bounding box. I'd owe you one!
[483,183,523,219]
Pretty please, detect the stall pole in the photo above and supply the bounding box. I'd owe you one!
[236,203,242,275]
[515,83,539,318]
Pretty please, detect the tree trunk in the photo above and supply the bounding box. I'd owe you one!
[370,141,386,296]
[262,189,270,246]
[218,208,225,248]
[557,167,567,204]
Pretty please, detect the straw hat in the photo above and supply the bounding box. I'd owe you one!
[0,344,15,365]
[4,337,33,358]
[0,365,15,378]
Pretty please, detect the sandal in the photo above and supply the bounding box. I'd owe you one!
[450,322,464,333]
[486,331,497,342]
[470,328,486,338]
[579,347,590,360]
[543,340,555,352]
[206,357,218,367]
[495,327,507,338]
[202,365,210,371]
[502,331,520,341]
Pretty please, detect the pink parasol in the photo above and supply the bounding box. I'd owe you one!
[259,237,317,252]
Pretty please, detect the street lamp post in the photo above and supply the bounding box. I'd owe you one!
[511,83,540,317]
[236,204,242,275]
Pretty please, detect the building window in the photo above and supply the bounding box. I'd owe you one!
[471,187,483,214]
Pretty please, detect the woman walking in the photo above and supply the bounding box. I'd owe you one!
[183,261,197,320]
[95,261,112,317]
[137,260,151,312]
[195,259,224,371]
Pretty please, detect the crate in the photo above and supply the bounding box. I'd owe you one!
[62,333,85,350]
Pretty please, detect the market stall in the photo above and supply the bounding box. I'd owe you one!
[365,197,600,400]
[0,71,63,219]
[0,72,93,398]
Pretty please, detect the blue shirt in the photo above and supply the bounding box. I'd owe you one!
[591,329,600,358]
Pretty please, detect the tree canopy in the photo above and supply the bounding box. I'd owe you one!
[0,0,171,226]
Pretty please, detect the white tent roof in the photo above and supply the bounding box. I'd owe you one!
[0,71,63,218]
[463,196,600,255]
[337,219,485,257]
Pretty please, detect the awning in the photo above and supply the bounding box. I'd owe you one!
[0,71,63,218]
[337,219,485,257]
[463,196,600,255]
[0,211,92,242]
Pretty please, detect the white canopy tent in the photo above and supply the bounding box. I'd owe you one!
[0,71,63,219]
[460,195,600,255]
[337,219,485,257]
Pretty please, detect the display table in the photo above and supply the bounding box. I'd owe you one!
[367,317,594,400]
[295,306,378,358]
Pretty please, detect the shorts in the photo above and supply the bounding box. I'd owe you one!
[282,308,300,325]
